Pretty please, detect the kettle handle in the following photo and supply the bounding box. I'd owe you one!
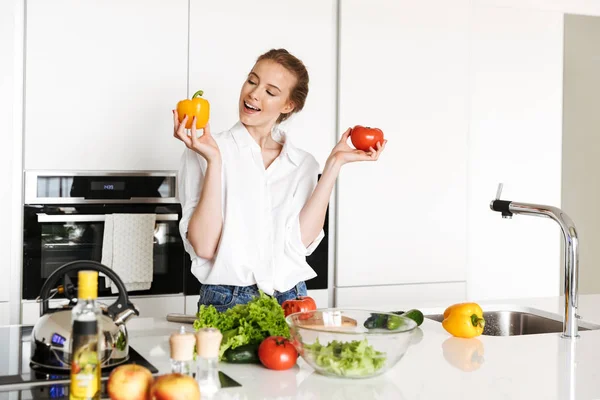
[39,260,139,320]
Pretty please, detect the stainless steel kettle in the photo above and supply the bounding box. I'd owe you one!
[30,260,140,370]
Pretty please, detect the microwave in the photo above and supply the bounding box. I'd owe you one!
[22,171,190,300]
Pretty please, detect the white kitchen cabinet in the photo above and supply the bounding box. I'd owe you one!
[0,0,19,304]
[0,311,19,379]
[187,0,337,305]
[467,6,564,300]
[335,282,466,310]
[0,303,9,327]
[188,0,338,168]
[473,0,600,16]
[336,0,470,287]
[24,0,188,171]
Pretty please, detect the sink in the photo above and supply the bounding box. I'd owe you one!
[425,307,600,336]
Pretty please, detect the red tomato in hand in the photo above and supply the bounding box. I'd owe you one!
[350,125,385,152]
[282,296,317,319]
[258,336,298,370]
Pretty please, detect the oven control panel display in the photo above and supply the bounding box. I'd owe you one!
[90,181,126,191]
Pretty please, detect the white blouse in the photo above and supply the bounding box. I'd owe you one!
[177,121,325,295]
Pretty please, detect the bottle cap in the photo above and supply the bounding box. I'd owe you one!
[169,327,196,361]
[195,328,223,359]
[78,271,98,299]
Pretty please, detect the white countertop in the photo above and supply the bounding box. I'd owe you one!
[125,294,600,400]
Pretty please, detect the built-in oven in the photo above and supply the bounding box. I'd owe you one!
[22,171,189,301]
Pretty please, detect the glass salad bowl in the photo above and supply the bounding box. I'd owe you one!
[286,309,417,379]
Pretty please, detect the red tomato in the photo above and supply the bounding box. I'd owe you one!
[350,125,385,152]
[282,296,317,319]
[258,336,298,370]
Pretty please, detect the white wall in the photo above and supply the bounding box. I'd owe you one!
[562,13,600,294]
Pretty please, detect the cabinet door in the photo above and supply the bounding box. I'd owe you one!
[467,6,563,300]
[188,0,337,168]
[0,0,19,303]
[337,0,469,287]
[335,283,466,309]
[0,303,8,327]
[24,0,188,171]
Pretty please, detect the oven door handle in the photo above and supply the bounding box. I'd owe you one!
[36,213,179,223]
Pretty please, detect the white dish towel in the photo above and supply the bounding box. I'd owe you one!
[101,213,156,294]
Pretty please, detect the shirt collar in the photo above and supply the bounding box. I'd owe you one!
[230,121,256,149]
[230,121,301,166]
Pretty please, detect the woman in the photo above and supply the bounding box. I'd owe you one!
[174,48,387,312]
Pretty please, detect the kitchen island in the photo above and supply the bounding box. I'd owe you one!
[122,294,600,400]
[2,295,600,399]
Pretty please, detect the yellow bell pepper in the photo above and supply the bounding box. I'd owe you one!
[176,89,210,129]
[442,303,486,338]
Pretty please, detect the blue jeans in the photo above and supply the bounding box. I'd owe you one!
[197,282,308,313]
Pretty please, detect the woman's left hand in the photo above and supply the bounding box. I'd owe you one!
[328,128,387,165]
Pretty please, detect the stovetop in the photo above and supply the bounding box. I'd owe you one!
[0,325,241,399]
[0,325,158,399]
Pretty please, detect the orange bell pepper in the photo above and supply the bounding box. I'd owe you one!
[176,89,210,129]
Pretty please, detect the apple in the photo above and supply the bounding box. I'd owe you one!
[106,363,154,400]
[150,373,200,400]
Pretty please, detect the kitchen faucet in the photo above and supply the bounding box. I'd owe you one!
[490,183,580,338]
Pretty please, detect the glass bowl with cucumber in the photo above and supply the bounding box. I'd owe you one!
[285,309,423,379]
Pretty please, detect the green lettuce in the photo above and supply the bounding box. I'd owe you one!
[193,291,290,360]
[304,338,387,377]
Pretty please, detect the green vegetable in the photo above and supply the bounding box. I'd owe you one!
[223,343,260,364]
[303,338,387,377]
[363,313,387,329]
[386,315,404,330]
[193,291,289,360]
[398,309,424,326]
[364,309,425,330]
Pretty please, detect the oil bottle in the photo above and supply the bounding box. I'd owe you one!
[70,270,101,400]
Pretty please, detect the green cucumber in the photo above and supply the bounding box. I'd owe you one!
[364,313,388,329]
[364,309,425,330]
[394,309,424,326]
[386,315,404,330]
[223,343,260,364]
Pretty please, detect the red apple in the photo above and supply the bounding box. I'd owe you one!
[106,363,154,400]
[150,373,200,400]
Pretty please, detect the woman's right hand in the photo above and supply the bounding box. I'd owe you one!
[173,110,221,163]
